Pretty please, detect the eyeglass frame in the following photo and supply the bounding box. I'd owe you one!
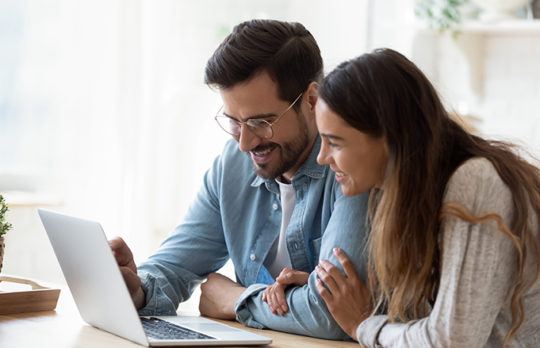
[214,93,303,139]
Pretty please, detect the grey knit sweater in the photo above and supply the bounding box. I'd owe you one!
[357,158,540,347]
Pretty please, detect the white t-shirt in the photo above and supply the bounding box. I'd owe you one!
[264,180,294,279]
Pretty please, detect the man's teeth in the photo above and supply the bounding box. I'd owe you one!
[336,172,345,176]
[253,148,272,156]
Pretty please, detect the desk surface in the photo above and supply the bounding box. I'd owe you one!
[0,289,358,348]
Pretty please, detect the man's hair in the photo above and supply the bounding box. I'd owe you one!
[204,19,323,104]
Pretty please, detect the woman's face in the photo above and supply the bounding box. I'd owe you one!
[316,99,388,196]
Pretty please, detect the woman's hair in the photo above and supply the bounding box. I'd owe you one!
[204,19,323,106]
[318,48,540,345]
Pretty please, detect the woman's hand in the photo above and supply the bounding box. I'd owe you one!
[315,248,371,341]
[262,268,309,316]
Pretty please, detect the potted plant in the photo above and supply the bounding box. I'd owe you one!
[0,194,13,274]
[415,0,471,33]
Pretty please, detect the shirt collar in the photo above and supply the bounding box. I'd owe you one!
[250,136,326,188]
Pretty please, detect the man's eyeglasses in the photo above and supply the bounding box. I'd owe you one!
[214,93,303,139]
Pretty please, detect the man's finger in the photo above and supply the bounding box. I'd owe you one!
[270,289,284,316]
[274,284,288,314]
[289,272,310,287]
[109,237,133,265]
[119,266,141,295]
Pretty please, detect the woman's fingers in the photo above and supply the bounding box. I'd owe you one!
[319,259,345,282]
[333,248,360,281]
[316,251,363,298]
[315,261,339,293]
[316,278,331,302]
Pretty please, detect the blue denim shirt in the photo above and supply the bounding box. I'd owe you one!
[137,136,369,340]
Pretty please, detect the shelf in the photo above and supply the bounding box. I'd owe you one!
[415,19,540,35]
[459,19,540,34]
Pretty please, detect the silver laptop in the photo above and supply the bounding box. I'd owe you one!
[38,208,272,346]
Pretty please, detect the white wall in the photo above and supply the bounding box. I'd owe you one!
[0,0,371,286]
[412,21,540,157]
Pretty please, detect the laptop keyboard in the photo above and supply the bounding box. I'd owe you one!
[141,317,216,340]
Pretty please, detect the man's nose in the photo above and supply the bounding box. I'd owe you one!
[238,125,261,152]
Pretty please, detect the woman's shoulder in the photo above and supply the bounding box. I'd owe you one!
[443,157,512,214]
[451,157,497,178]
[446,157,502,189]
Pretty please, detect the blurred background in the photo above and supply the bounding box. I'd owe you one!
[1,0,539,297]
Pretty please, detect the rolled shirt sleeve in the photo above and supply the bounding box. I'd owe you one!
[235,191,370,339]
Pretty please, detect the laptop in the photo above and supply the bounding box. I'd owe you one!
[38,208,272,346]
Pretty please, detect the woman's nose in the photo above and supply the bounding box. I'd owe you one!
[317,144,331,165]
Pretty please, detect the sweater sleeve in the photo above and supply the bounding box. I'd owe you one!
[357,158,517,348]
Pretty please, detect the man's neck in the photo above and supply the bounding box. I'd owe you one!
[277,175,291,184]
[281,135,318,183]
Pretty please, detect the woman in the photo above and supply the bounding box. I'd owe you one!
[263,48,540,347]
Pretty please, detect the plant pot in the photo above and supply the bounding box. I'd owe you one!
[0,237,4,274]
[533,0,540,18]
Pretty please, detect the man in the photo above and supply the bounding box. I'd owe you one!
[111,19,369,340]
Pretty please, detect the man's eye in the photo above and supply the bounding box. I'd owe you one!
[228,119,241,128]
[248,120,270,129]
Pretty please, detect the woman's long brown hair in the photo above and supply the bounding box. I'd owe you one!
[319,48,540,345]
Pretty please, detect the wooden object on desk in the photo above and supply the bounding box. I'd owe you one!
[0,275,61,314]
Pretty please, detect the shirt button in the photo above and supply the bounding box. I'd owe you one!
[293,242,299,250]
[272,203,278,210]
[250,253,256,261]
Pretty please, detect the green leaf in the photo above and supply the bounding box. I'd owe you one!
[0,194,13,237]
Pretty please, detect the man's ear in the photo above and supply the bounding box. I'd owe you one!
[305,81,319,113]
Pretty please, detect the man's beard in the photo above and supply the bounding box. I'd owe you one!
[251,114,311,180]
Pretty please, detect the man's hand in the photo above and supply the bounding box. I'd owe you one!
[109,237,145,309]
[199,273,246,320]
[315,248,372,341]
[262,268,309,315]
